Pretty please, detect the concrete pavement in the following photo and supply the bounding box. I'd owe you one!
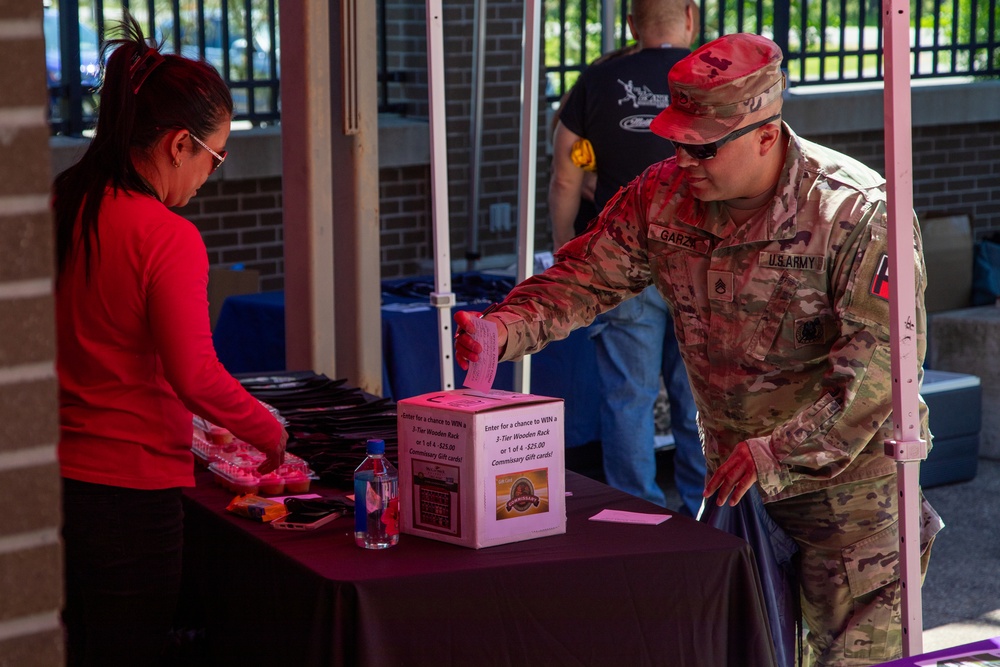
[920,457,1000,651]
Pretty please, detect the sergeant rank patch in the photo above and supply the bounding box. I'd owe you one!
[707,270,733,302]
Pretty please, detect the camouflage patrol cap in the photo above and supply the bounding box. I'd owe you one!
[650,33,785,144]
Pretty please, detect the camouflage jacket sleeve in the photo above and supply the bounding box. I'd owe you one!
[494,179,655,362]
[742,198,929,499]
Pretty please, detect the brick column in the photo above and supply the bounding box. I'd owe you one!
[0,1,65,664]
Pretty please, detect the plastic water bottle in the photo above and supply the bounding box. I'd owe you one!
[353,439,400,549]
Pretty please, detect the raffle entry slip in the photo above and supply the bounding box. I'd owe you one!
[462,316,498,392]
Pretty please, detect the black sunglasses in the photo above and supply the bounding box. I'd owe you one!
[671,114,782,161]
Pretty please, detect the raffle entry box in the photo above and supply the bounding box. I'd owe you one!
[397,389,566,549]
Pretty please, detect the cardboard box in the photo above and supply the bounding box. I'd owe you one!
[208,267,260,330]
[920,215,973,313]
[397,388,566,549]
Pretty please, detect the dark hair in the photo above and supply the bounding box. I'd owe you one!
[53,11,233,280]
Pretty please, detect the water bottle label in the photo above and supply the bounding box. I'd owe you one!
[354,478,367,533]
[366,479,382,511]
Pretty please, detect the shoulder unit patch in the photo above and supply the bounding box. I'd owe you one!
[870,253,890,301]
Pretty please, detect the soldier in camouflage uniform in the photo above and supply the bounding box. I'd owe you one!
[455,33,942,666]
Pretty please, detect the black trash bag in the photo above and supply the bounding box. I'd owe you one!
[701,486,800,667]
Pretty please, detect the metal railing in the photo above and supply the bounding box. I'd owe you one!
[544,0,1000,105]
[46,0,279,136]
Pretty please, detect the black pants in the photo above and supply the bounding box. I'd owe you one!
[62,478,184,667]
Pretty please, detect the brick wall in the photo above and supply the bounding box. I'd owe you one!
[177,176,287,291]
[0,1,66,665]
[804,122,1000,232]
[378,0,551,278]
[380,0,430,117]
[379,165,433,279]
[913,122,1000,227]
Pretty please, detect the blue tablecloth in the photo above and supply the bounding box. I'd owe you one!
[213,290,287,373]
[213,279,601,447]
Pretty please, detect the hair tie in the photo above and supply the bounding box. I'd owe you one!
[129,48,165,94]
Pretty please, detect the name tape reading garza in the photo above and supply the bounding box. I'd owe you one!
[648,224,710,254]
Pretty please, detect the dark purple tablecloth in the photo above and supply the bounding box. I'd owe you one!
[181,470,777,667]
[877,636,1000,666]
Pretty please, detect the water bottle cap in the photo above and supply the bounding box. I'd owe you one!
[366,438,386,455]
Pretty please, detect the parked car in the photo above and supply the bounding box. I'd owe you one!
[156,12,279,117]
[156,13,275,82]
[43,8,102,120]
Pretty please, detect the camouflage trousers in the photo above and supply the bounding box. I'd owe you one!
[765,474,942,667]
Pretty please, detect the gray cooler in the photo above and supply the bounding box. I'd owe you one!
[920,369,982,488]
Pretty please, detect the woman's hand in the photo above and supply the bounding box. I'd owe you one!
[256,428,289,474]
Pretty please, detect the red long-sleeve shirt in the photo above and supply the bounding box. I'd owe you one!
[56,189,284,489]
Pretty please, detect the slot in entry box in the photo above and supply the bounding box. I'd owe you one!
[397,389,566,548]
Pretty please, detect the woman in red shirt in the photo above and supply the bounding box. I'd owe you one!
[52,13,287,666]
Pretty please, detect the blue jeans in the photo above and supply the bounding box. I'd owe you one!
[62,478,184,667]
[590,286,705,515]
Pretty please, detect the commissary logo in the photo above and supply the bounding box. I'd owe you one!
[505,477,541,512]
[617,79,670,109]
[619,115,656,132]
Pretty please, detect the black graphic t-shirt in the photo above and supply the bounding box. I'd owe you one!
[560,46,690,211]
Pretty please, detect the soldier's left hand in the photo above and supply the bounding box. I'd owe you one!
[704,441,758,507]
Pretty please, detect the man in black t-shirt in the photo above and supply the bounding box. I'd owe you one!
[548,0,706,515]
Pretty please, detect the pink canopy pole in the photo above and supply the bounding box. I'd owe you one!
[882,0,928,657]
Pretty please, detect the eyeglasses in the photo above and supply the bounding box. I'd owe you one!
[189,133,228,172]
[671,114,781,161]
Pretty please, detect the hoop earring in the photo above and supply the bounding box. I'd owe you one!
[173,159,181,168]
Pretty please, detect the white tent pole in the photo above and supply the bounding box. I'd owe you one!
[465,0,487,272]
[513,0,542,394]
[882,0,926,657]
[426,0,456,391]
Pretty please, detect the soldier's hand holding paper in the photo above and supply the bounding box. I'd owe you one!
[461,316,498,391]
[454,307,505,371]
[454,308,501,391]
